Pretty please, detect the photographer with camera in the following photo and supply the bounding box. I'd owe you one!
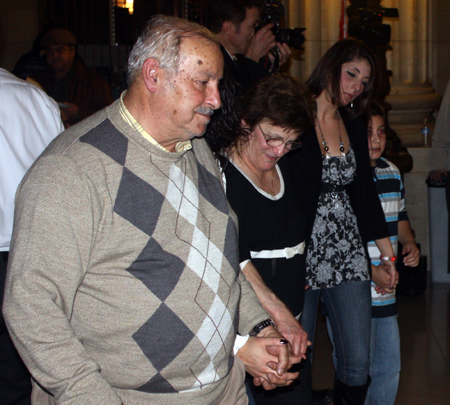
[208,0,292,96]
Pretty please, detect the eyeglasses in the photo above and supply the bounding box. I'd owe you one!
[258,125,301,151]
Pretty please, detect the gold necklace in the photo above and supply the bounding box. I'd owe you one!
[316,111,345,158]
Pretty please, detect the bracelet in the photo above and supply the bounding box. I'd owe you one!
[249,319,275,336]
[380,255,397,262]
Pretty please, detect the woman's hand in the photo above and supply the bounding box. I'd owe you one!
[271,310,310,358]
[374,237,397,289]
[372,263,397,294]
[241,261,310,356]
[236,326,302,390]
[380,259,397,290]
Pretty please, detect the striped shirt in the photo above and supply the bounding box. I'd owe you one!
[368,158,409,318]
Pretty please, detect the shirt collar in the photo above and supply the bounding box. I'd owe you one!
[118,91,192,153]
[223,46,237,61]
[375,157,389,169]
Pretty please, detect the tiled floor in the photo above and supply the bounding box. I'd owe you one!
[311,280,450,404]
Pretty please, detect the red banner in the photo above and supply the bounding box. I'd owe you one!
[339,0,348,40]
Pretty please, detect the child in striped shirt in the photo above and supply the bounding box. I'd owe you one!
[365,101,420,405]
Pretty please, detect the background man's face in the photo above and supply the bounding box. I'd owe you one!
[45,45,75,73]
[229,7,261,54]
[158,38,223,141]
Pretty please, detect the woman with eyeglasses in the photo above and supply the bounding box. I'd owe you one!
[287,38,396,404]
[207,74,316,405]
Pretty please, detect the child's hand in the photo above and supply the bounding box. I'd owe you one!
[402,242,420,267]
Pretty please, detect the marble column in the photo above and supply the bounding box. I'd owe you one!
[286,0,343,83]
[385,0,441,146]
[286,0,441,147]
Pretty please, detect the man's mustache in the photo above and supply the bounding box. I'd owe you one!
[195,106,214,115]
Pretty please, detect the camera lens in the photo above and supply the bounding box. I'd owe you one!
[277,28,305,50]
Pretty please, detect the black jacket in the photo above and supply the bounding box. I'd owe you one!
[220,45,270,97]
[288,111,389,254]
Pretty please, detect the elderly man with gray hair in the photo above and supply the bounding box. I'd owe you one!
[3,15,300,405]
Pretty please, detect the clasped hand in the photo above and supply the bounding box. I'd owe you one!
[236,326,302,390]
[373,262,398,295]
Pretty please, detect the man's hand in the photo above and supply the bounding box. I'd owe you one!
[267,42,292,67]
[244,24,276,63]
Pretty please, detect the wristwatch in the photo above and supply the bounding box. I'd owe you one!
[249,319,275,336]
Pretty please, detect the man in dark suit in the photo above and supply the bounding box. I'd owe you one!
[208,0,291,96]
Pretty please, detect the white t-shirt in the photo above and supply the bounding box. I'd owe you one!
[0,68,64,250]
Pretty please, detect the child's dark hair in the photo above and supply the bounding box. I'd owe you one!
[367,100,386,121]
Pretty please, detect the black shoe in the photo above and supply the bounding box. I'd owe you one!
[333,378,370,405]
[313,388,333,405]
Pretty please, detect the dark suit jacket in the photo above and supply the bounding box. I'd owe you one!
[220,45,270,96]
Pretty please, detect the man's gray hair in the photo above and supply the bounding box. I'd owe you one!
[127,15,219,85]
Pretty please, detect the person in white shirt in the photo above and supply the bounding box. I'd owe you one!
[0,67,64,405]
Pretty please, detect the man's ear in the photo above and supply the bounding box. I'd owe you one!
[222,21,235,36]
[142,58,160,92]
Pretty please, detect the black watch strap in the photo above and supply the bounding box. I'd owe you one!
[249,319,275,336]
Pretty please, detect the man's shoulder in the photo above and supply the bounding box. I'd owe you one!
[41,102,120,159]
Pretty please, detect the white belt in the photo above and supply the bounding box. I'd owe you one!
[250,241,305,260]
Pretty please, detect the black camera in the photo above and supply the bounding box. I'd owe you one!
[347,1,399,46]
[257,0,305,50]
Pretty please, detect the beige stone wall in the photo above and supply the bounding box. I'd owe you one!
[0,0,40,71]
[433,0,450,95]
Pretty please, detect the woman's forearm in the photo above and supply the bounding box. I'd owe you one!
[374,236,395,258]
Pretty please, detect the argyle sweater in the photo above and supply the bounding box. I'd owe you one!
[4,100,268,405]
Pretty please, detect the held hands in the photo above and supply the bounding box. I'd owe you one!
[372,262,398,295]
[236,326,302,390]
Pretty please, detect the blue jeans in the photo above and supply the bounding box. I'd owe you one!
[302,280,371,386]
[364,316,400,405]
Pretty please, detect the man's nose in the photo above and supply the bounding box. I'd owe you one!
[206,84,221,110]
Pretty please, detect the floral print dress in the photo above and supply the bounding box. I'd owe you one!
[306,147,369,289]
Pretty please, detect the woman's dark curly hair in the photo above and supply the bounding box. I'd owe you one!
[204,72,241,155]
[205,74,315,157]
[306,38,378,118]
